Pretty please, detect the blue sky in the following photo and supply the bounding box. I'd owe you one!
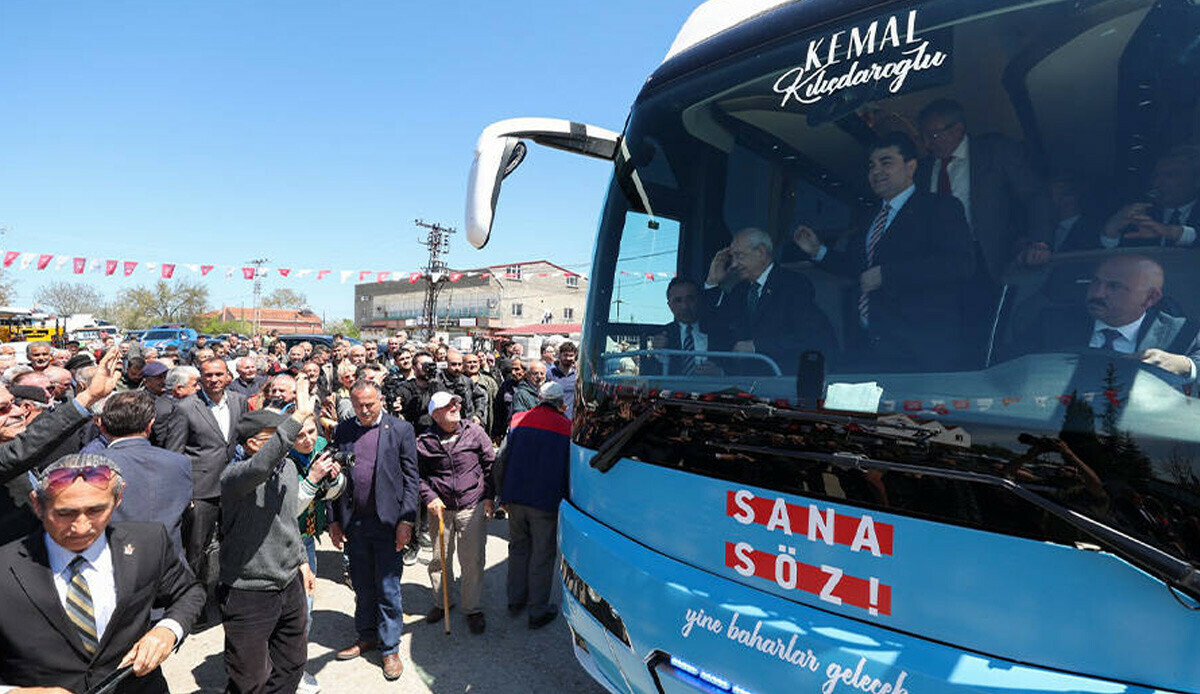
[0,1,698,321]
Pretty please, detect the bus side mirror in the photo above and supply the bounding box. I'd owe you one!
[465,117,621,249]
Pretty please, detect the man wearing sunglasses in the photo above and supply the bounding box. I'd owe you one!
[0,454,204,693]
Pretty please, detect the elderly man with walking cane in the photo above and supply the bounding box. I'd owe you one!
[416,391,495,635]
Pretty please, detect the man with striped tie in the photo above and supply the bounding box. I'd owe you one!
[794,132,975,371]
[0,454,204,694]
[647,278,729,377]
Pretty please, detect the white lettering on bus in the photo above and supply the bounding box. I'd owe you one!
[774,546,799,589]
[733,541,756,577]
[818,565,844,605]
[808,504,835,545]
[732,489,755,524]
[850,515,882,557]
[767,497,793,535]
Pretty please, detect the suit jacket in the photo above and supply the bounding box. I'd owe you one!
[642,320,733,376]
[818,189,976,368]
[0,522,204,694]
[1018,307,1200,372]
[330,413,420,530]
[226,375,267,398]
[703,265,837,375]
[96,438,193,558]
[0,401,91,546]
[149,393,186,454]
[177,391,247,500]
[918,133,1054,280]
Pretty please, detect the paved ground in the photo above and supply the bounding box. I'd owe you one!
[163,519,607,693]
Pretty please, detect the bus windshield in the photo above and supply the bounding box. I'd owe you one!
[580,0,1200,569]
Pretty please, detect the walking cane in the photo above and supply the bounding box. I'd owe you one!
[437,510,450,635]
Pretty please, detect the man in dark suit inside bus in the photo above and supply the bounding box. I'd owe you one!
[915,99,1055,277]
[793,132,976,371]
[702,228,836,374]
[645,277,730,376]
[1100,145,1200,249]
[1014,254,1200,379]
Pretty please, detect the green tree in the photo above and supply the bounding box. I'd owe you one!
[323,318,360,338]
[111,279,209,329]
[0,269,16,306]
[262,288,308,309]
[197,317,254,336]
[32,281,107,316]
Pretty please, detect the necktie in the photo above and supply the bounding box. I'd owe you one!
[859,203,891,325]
[1099,328,1123,352]
[65,556,99,655]
[680,324,696,375]
[746,282,761,316]
[938,157,952,195]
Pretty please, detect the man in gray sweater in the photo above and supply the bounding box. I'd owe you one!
[219,375,335,694]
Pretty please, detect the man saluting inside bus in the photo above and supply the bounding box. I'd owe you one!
[794,132,975,371]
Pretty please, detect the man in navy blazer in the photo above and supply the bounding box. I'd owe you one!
[328,379,419,681]
[795,132,976,371]
[95,390,192,559]
[644,277,732,376]
[703,229,837,375]
[1100,146,1200,249]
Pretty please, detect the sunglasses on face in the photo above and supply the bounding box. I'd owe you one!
[42,466,117,496]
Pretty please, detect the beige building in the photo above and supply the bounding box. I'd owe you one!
[355,260,587,339]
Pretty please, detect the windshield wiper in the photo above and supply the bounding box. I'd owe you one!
[715,442,1200,606]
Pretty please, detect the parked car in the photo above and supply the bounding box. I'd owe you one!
[141,327,198,353]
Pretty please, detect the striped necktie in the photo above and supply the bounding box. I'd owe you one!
[858,203,891,325]
[680,324,696,375]
[1098,328,1123,352]
[65,555,99,655]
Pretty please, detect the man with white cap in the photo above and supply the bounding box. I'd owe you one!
[416,391,495,634]
[496,380,570,629]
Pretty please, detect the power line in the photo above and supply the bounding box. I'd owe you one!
[415,219,455,340]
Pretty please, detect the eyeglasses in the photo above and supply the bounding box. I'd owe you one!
[923,122,960,141]
[41,466,117,496]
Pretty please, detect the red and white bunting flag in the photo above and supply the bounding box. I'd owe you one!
[184,264,199,274]
[162,264,175,279]
[358,270,371,282]
[105,260,118,276]
[201,265,214,276]
[341,271,354,284]
[449,272,463,282]
[242,267,255,280]
[73,258,86,274]
[408,272,421,284]
[123,261,138,276]
[278,268,291,278]
[376,272,390,283]
[36,254,53,271]
[296,269,312,278]
[644,273,655,281]
[2,251,18,267]
[55,257,69,271]
[316,270,330,281]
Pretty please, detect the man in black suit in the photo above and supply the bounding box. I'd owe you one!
[328,380,419,682]
[176,358,247,594]
[1015,255,1200,378]
[794,132,976,371]
[703,228,836,375]
[141,361,186,454]
[1101,145,1200,249]
[95,390,192,559]
[0,453,204,693]
[916,99,1054,277]
[646,277,730,376]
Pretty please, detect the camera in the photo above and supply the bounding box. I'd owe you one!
[421,362,439,380]
[331,450,356,470]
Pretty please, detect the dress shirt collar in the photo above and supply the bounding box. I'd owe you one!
[1166,199,1197,223]
[753,263,775,291]
[949,134,969,162]
[46,530,109,575]
[356,411,383,429]
[1093,313,1146,348]
[200,389,226,407]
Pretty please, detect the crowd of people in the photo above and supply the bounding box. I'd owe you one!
[0,328,577,693]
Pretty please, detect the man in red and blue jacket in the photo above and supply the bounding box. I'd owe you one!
[497,380,570,629]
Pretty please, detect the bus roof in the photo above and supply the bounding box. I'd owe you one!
[663,0,794,63]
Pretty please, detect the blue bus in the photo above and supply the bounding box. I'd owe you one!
[467,0,1200,691]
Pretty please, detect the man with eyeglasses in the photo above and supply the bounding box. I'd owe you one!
[0,454,204,693]
[916,98,1054,276]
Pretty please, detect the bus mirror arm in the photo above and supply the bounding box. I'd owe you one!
[466,118,621,250]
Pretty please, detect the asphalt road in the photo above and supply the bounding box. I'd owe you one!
[163,519,608,693]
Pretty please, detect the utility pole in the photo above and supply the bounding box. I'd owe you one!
[247,257,268,334]
[414,219,455,341]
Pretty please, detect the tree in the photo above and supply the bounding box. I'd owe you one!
[0,270,15,306]
[32,281,107,316]
[262,288,308,309]
[197,317,254,336]
[323,318,360,339]
[111,279,210,329]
